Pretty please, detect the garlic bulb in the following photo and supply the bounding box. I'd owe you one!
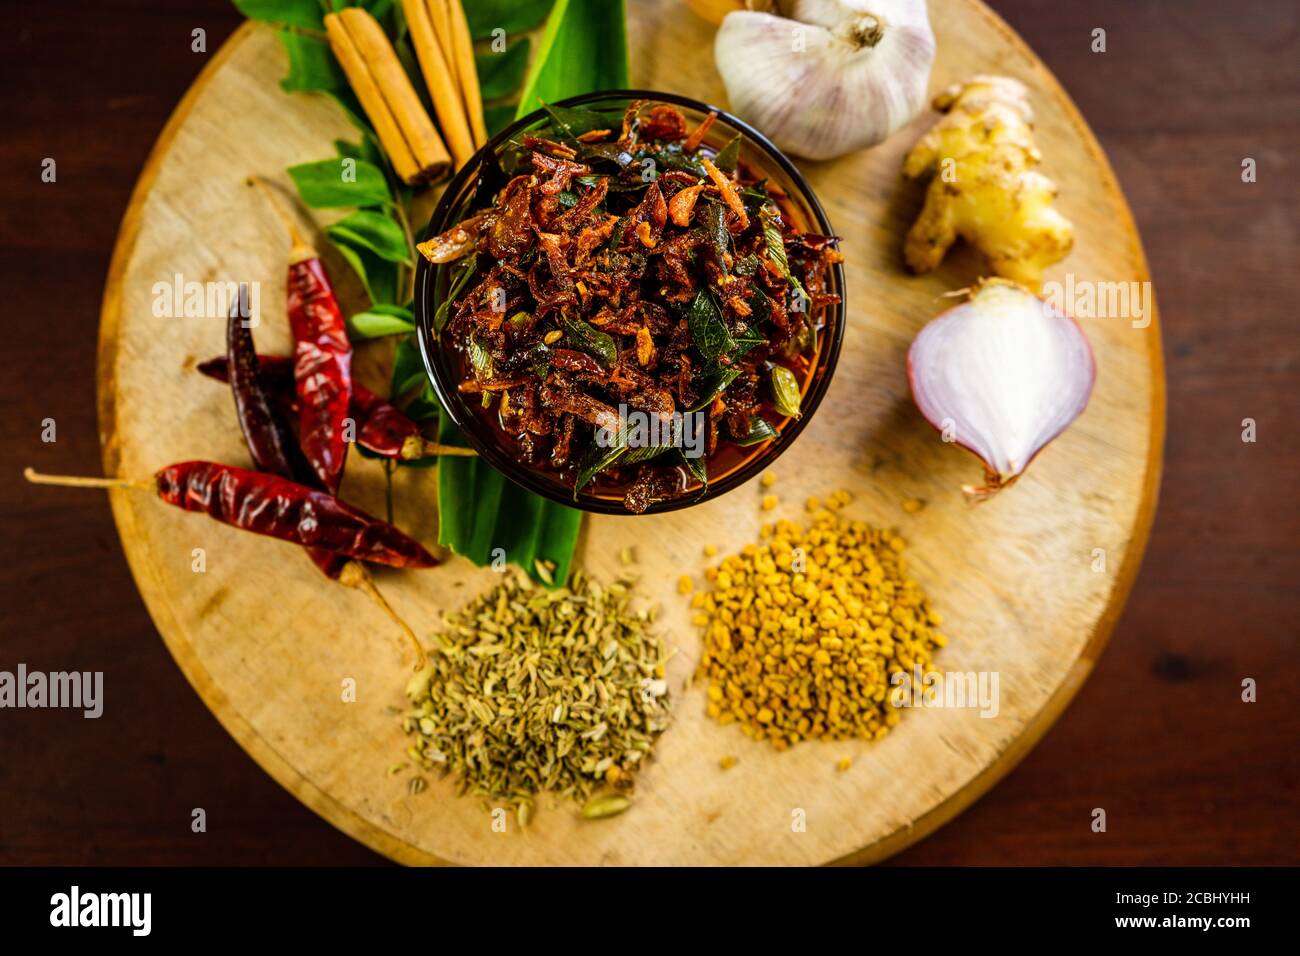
[686,0,747,25]
[687,0,779,25]
[715,0,936,160]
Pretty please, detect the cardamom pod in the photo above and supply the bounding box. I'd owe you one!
[769,365,801,419]
[581,793,631,820]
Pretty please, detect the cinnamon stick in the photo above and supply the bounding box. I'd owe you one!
[324,8,450,184]
[439,0,489,147]
[401,0,477,169]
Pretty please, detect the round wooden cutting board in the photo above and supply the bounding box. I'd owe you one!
[97,0,1163,865]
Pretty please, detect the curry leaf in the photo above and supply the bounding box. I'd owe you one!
[391,335,430,403]
[234,0,325,30]
[650,144,707,177]
[713,133,741,173]
[572,408,685,495]
[620,416,682,467]
[573,442,627,498]
[541,103,616,140]
[332,235,399,305]
[678,448,708,492]
[335,136,387,172]
[326,210,412,264]
[562,313,618,368]
[277,30,345,93]
[435,255,479,331]
[731,322,767,360]
[745,286,772,325]
[703,201,730,273]
[760,202,807,301]
[287,158,391,208]
[741,181,772,208]
[691,366,741,412]
[347,304,414,340]
[686,289,734,362]
[732,415,777,446]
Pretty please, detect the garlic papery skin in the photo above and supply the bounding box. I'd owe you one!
[715,0,935,160]
[906,280,1096,499]
[686,0,748,26]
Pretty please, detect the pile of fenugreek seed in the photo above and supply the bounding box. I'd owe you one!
[687,489,947,750]
[400,567,671,821]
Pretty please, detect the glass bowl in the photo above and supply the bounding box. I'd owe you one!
[414,90,846,515]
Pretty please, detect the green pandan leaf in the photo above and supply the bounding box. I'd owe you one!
[516,0,628,119]
[530,501,582,588]
[477,38,531,100]
[466,0,555,39]
[484,104,519,137]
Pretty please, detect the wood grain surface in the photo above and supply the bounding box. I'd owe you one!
[0,0,1295,866]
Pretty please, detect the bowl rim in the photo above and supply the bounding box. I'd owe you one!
[414,89,847,516]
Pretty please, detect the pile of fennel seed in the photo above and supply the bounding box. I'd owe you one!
[399,567,672,819]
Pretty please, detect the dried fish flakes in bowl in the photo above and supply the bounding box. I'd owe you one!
[415,91,847,515]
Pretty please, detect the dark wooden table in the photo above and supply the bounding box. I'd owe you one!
[1,0,1295,866]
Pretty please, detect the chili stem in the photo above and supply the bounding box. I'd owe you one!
[338,561,426,669]
[399,435,478,459]
[382,458,395,525]
[23,467,152,492]
[247,175,316,262]
[393,198,417,302]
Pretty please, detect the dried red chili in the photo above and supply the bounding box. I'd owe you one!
[224,291,348,579]
[24,463,438,568]
[25,462,434,667]
[249,177,352,492]
[155,461,435,567]
[287,254,352,491]
[225,292,315,484]
[197,354,471,461]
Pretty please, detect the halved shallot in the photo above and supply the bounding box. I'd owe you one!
[907,280,1096,499]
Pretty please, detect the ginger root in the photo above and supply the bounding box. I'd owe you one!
[902,75,1072,291]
